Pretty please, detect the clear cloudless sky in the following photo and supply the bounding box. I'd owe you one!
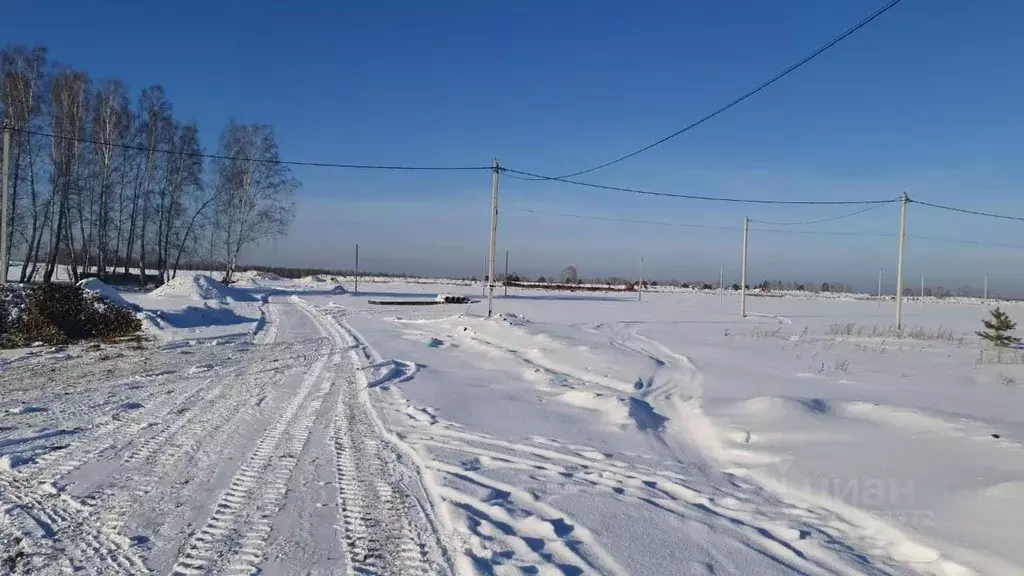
[3,0,1024,293]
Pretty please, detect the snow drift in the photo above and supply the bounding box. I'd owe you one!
[77,278,135,310]
[232,270,285,286]
[150,274,256,302]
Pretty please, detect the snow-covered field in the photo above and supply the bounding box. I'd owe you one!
[1,276,1022,575]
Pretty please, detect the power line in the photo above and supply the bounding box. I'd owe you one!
[9,127,492,171]
[510,208,736,230]
[749,203,890,225]
[503,167,899,205]
[910,199,1024,223]
[510,206,1024,249]
[530,0,904,179]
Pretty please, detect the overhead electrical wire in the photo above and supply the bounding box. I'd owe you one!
[510,206,1024,250]
[527,0,905,179]
[502,167,900,205]
[749,202,891,225]
[8,127,492,171]
[19,127,1024,227]
[910,199,1024,223]
[510,208,736,230]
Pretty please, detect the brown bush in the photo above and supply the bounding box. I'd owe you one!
[0,284,141,348]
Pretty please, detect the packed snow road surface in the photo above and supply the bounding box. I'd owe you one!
[0,295,449,575]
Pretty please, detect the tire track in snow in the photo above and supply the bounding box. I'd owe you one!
[98,313,329,571]
[294,297,452,576]
[1,306,295,575]
[28,368,217,484]
[218,354,336,576]
[0,472,149,575]
[169,345,331,576]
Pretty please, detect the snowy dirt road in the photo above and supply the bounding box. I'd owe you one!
[0,295,449,575]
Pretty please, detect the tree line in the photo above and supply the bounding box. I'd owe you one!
[0,44,298,286]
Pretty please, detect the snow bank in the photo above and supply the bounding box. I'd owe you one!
[150,274,256,302]
[298,274,336,285]
[77,278,133,309]
[232,270,285,286]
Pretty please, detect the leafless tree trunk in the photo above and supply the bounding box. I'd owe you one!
[44,70,89,284]
[1,45,47,279]
[91,79,129,277]
[212,122,297,283]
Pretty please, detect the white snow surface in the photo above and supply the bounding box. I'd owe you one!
[1,280,1023,575]
[76,278,134,309]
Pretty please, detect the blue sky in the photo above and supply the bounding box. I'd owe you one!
[4,1,1024,292]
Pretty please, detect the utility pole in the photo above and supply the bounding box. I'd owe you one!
[895,192,908,330]
[740,217,749,317]
[0,120,10,284]
[504,250,509,297]
[719,263,724,301]
[878,269,883,299]
[920,273,925,304]
[984,272,989,300]
[354,244,359,295]
[638,257,643,302]
[487,159,500,317]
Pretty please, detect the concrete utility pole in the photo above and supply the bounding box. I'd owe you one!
[984,272,989,300]
[487,159,500,317]
[895,192,908,330]
[354,244,359,295]
[638,257,644,302]
[719,263,724,301]
[740,217,749,317]
[878,269,883,299]
[0,120,10,284]
[504,250,509,297]
[920,274,925,304]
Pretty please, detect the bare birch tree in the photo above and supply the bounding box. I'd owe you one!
[90,79,130,276]
[0,43,299,285]
[44,69,89,284]
[0,45,49,282]
[212,122,297,283]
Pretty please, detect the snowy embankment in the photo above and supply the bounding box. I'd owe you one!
[1,277,1022,574]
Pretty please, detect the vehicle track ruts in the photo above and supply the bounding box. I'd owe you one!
[293,297,450,575]
[168,314,332,575]
[0,471,149,575]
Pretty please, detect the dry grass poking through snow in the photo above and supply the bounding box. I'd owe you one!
[827,322,966,346]
[975,347,1024,366]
